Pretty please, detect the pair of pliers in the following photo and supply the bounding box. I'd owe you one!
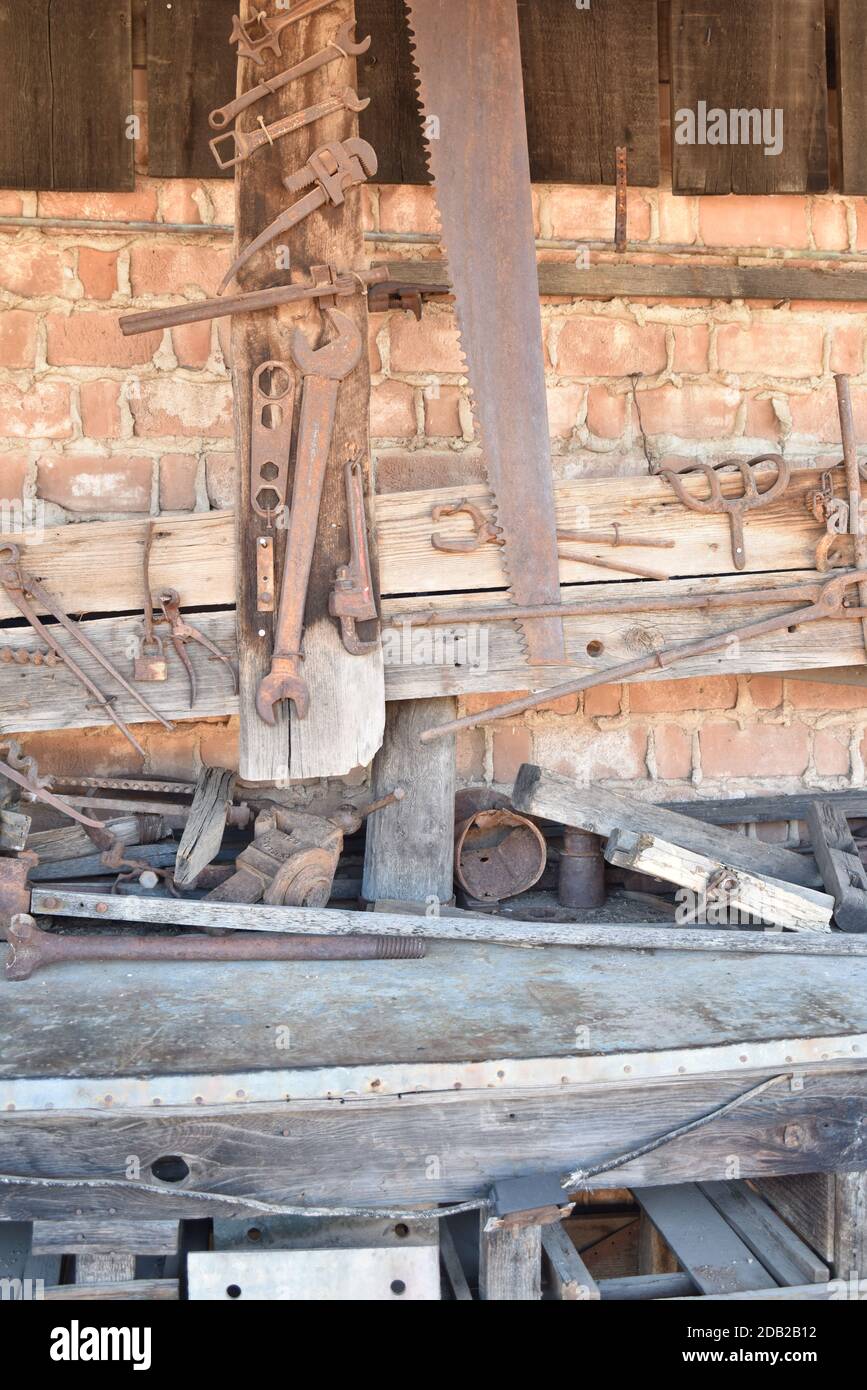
[157,589,239,709]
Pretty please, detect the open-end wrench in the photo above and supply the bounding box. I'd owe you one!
[230,0,338,65]
[217,138,378,294]
[209,87,370,170]
[210,20,371,129]
[256,308,363,725]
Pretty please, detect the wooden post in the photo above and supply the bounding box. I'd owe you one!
[479,1226,542,1301]
[833,1172,867,1280]
[231,0,384,782]
[362,699,457,905]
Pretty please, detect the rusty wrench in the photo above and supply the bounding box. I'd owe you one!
[256,308,363,724]
[210,20,371,129]
[230,0,338,65]
[209,87,370,170]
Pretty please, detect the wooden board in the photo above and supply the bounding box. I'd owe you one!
[147,0,237,179]
[518,0,660,187]
[751,1173,835,1264]
[670,1,829,195]
[699,1181,829,1286]
[634,1185,774,1293]
[0,0,133,192]
[356,0,429,184]
[837,0,867,195]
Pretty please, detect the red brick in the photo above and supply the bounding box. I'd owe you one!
[637,383,740,438]
[547,187,651,242]
[811,199,850,252]
[368,313,387,374]
[465,690,577,717]
[171,321,212,369]
[654,725,693,779]
[700,723,810,778]
[371,380,416,438]
[159,454,198,511]
[0,243,69,297]
[128,245,230,297]
[378,186,440,234]
[207,181,236,227]
[46,312,160,367]
[658,191,697,245]
[586,386,627,438]
[205,453,237,508]
[0,310,37,367]
[389,313,465,374]
[813,730,850,777]
[456,728,486,781]
[130,381,233,438]
[672,324,709,374]
[424,385,463,437]
[0,192,24,216]
[535,726,648,782]
[747,676,783,709]
[38,185,160,223]
[556,318,666,378]
[584,684,622,717]
[78,247,118,300]
[631,675,737,714]
[37,455,153,513]
[546,384,584,438]
[787,679,867,711]
[0,454,28,503]
[787,387,844,442]
[744,392,781,441]
[830,325,865,376]
[698,196,810,250]
[0,381,73,439]
[492,725,532,784]
[359,185,376,233]
[160,181,204,225]
[716,322,823,378]
[80,380,122,439]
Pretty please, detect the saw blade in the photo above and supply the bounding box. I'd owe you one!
[405,0,566,665]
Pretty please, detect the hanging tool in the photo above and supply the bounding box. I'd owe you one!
[134,522,168,682]
[209,87,369,171]
[218,138,378,294]
[0,740,104,831]
[251,360,296,526]
[211,19,370,129]
[156,590,239,709]
[230,0,339,66]
[834,374,867,658]
[808,470,850,572]
[406,0,565,664]
[558,525,675,551]
[120,265,387,337]
[330,455,380,655]
[256,308,363,724]
[0,545,172,757]
[419,568,867,744]
[659,454,791,570]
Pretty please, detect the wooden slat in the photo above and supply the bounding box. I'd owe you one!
[356,0,429,184]
[479,1225,541,1301]
[0,0,133,192]
[699,1181,829,1286]
[44,1279,179,1301]
[751,1174,835,1263]
[635,1184,775,1294]
[518,0,660,187]
[32,1219,179,1256]
[837,0,867,194]
[147,0,237,179]
[670,0,829,195]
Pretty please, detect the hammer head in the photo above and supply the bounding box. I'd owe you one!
[291,307,363,380]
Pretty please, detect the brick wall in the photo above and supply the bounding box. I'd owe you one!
[2,147,867,796]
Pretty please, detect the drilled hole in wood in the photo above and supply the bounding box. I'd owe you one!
[150,1154,190,1183]
[587,640,605,658]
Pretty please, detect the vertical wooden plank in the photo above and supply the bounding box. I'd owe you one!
[837,0,867,194]
[833,1171,867,1278]
[518,0,660,186]
[232,0,384,782]
[147,0,237,179]
[0,1,52,189]
[362,698,456,904]
[356,0,429,184]
[670,0,829,195]
[479,1226,541,1301]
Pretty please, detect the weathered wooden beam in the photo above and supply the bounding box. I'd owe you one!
[31,1219,179,1257]
[479,1225,541,1301]
[665,791,867,826]
[634,1185,776,1294]
[541,1221,600,1301]
[43,1279,179,1301]
[806,802,867,934]
[833,1171,867,1278]
[699,1181,829,1286]
[174,767,236,888]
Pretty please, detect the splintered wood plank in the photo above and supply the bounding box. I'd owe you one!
[670,0,829,195]
[231,0,384,782]
[0,0,134,191]
[518,0,660,186]
[837,0,867,194]
[356,0,429,183]
[147,0,237,179]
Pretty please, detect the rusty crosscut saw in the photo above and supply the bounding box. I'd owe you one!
[406,0,565,664]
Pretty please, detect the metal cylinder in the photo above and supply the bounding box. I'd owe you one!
[558,829,606,910]
[454,809,547,902]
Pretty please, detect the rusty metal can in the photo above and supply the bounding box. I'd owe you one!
[558,829,606,911]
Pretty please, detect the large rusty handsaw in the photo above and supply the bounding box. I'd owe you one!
[406,0,565,664]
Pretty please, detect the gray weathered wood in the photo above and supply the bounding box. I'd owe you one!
[174,767,236,888]
[699,1182,829,1286]
[362,699,457,905]
[634,1185,775,1294]
[751,1174,835,1264]
[439,1222,473,1301]
[513,766,820,889]
[542,1221,600,1300]
[0,811,30,853]
[599,1273,696,1300]
[32,1219,179,1257]
[479,1224,541,1301]
[806,801,867,934]
[670,1279,866,1301]
[44,1279,179,1301]
[76,1252,135,1284]
[833,1171,867,1278]
[665,791,867,826]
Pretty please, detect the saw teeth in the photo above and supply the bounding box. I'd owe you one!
[404,2,532,659]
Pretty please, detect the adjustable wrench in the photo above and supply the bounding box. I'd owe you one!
[256,308,363,725]
[330,455,380,655]
[210,20,371,129]
[209,87,370,170]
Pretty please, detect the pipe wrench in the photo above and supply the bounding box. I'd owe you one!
[330,456,380,655]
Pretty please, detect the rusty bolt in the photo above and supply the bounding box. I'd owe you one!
[96,902,109,914]
[41,897,59,911]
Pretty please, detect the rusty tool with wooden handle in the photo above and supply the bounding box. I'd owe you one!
[256,308,363,725]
